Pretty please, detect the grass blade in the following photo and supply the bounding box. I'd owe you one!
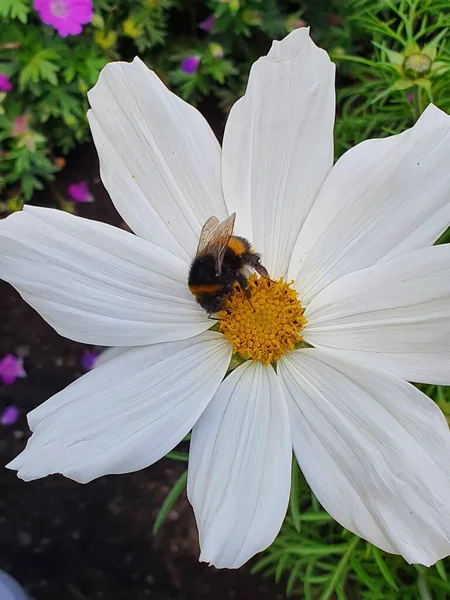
[153,470,187,534]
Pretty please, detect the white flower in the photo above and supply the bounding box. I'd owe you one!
[2,28,450,569]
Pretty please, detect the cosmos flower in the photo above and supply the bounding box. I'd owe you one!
[33,0,93,37]
[0,73,12,93]
[1,29,450,569]
[181,55,200,74]
[0,355,26,386]
[67,180,93,203]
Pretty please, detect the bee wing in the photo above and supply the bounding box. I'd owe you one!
[196,212,236,276]
[195,216,220,256]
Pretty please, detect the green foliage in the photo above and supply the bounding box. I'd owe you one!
[0,0,291,205]
[328,0,450,156]
[3,0,450,204]
[0,0,29,23]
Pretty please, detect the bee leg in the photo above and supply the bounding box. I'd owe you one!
[237,273,255,312]
[243,253,269,278]
[237,273,251,299]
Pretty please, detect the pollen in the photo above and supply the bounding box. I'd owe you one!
[218,275,307,365]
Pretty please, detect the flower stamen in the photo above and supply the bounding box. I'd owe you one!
[50,0,69,17]
[218,274,307,365]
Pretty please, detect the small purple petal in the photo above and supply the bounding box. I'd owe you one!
[407,92,413,102]
[67,180,93,203]
[199,15,216,32]
[181,55,200,75]
[1,406,19,426]
[81,350,99,371]
[0,73,12,93]
[0,355,26,386]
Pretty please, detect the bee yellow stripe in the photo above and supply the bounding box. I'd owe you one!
[189,284,222,294]
[227,237,249,255]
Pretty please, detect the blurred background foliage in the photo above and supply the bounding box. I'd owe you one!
[1,0,450,596]
[1,0,449,208]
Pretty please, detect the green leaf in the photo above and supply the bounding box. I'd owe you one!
[318,536,359,600]
[165,450,189,462]
[19,50,60,89]
[152,470,187,534]
[373,43,405,65]
[286,559,303,597]
[0,0,29,23]
[349,554,384,595]
[289,457,302,533]
[275,552,289,583]
[372,546,399,590]
[436,560,448,582]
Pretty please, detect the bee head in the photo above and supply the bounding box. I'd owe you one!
[197,292,225,314]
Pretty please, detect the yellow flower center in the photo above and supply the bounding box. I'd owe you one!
[218,274,307,365]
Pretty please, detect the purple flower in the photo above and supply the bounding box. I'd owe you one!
[407,92,413,102]
[33,0,93,37]
[67,180,93,203]
[0,355,26,386]
[1,406,19,426]
[81,350,99,371]
[199,15,216,33]
[181,55,200,75]
[0,73,12,93]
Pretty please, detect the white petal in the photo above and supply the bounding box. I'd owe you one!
[304,245,450,384]
[188,361,291,569]
[290,104,450,303]
[0,207,209,346]
[7,332,231,483]
[222,28,335,278]
[88,57,227,262]
[279,349,450,566]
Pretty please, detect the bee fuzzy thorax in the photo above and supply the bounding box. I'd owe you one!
[227,236,252,256]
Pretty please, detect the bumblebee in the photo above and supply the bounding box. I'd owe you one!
[188,212,269,314]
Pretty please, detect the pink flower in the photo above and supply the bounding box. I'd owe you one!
[181,55,200,75]
[0,355,26,386]
[67,180,93,203]
[199,15,216,33]
[33,0,93,37]
[0,73,12,93]
[1,406,19,426]
[11,115,29,137]
[81,350,99,370]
